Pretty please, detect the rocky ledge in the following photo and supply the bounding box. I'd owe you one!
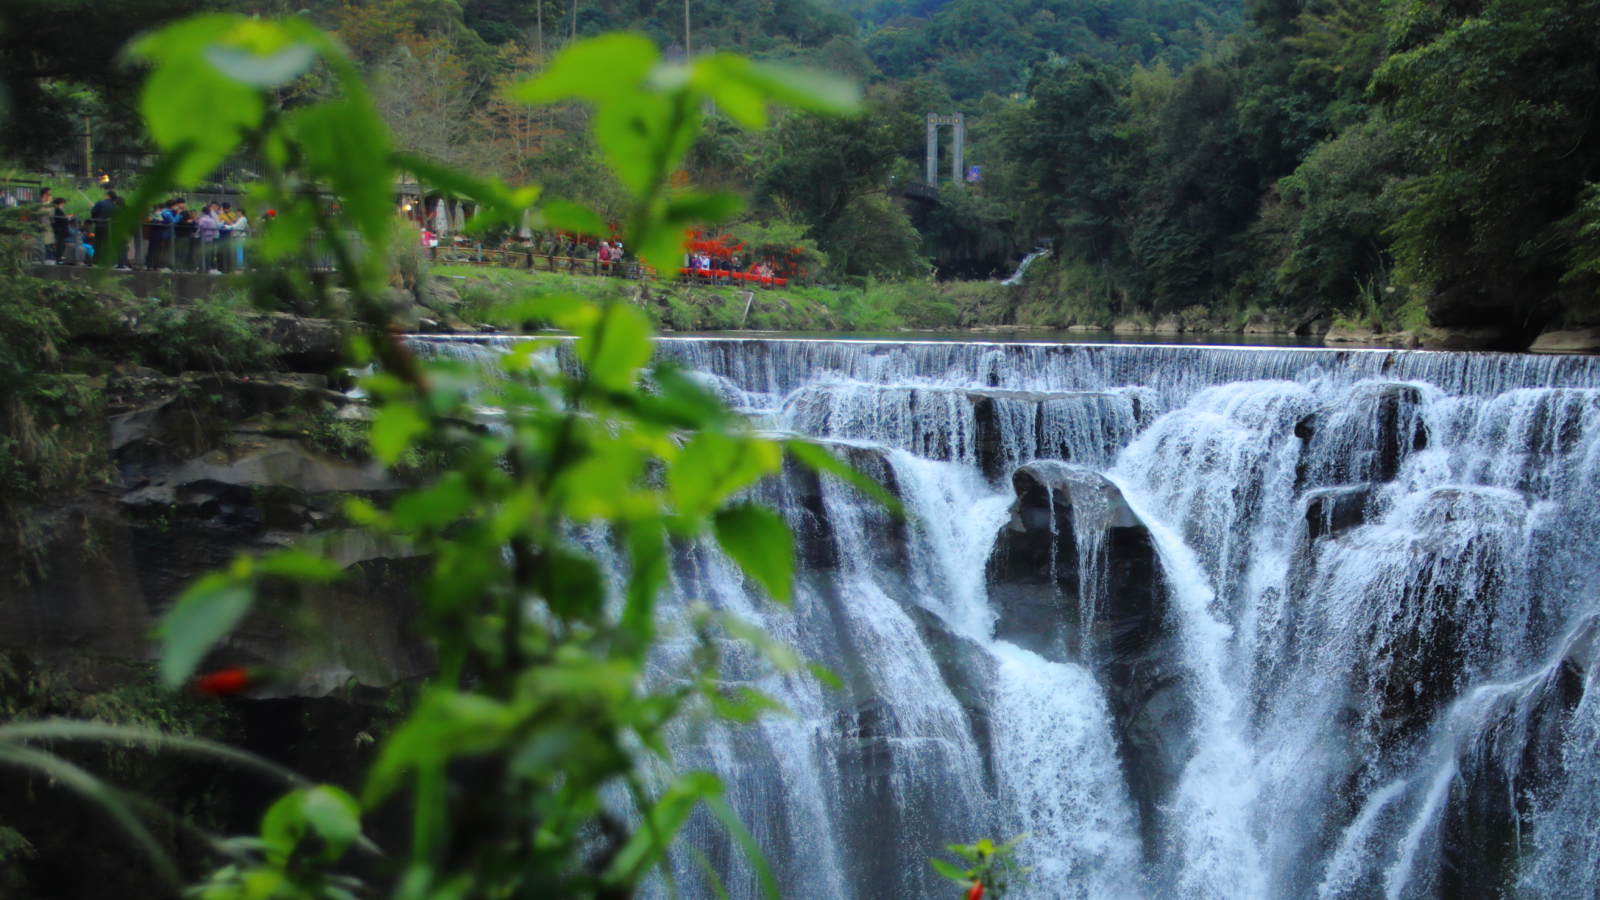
[2,353,432,701]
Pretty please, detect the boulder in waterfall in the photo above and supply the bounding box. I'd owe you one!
[1439,617,1597,897]
[1304,485,1375,541]
[906,605,1000,789]
[987,461,1193,852]
[1353,488,1529,754]
[1296,382,1429,488]
[759,442,908,575]
[966,389,1134,482]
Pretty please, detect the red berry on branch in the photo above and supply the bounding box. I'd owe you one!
[966,882,984,900]
[195,667,252,696]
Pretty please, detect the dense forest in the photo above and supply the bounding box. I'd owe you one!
[5,0,1600,339]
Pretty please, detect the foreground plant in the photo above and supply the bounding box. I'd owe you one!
[931,837,1027,900]
[0,15,882,900]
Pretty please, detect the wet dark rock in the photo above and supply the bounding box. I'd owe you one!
[1304,485,1375,541]
[251,313,345,371]
[906,605,999,789]
[2,352,424,701]
[1440,619,1597,897]
[107,372,351,467]
[757,442,909,574]
[986,463,1085,661]
[1297,383,1429,489]
[971,394,1007,483]
[1292,308,1329,335]
[1352,489,1528,755]
[986,461,1192,855]
[966,390,1124,483]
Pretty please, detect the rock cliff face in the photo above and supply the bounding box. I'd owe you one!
[1,337,433,700]
[0,311,441,899]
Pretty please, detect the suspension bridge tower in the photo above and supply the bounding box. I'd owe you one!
[925,112,965,187]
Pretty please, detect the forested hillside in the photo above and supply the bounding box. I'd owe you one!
[6,0,1600,341]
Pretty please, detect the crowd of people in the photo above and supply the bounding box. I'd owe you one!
[686,252,776,280]
[13,186,784,284]
[137,197,252,273]
[14,187,255,273]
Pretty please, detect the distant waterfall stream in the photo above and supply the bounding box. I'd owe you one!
[412,336,1600,900]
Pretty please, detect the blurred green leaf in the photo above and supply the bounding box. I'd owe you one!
[391,474,476,530]
[138,55,263,183]
[491,294,595,327]
[713,503,794,604]
[807,661,844,689]
[510,33,659,104]
[366,693,519,804]
[744,63,861,114]
[705,796,781,900]
[930,858,970,881]
[291,95,394,274]
[785,439,902,515]
[608,771,722,881]
[664,191,744,228]
[575,303,654,393]
[300,786,363,861]
[537,548,606,622]
[593,90,679,196]
[371,403,428,465]
[257,549,346,582]
[158,568,255,689]
[632,366,729,429]
[541,200,608,237]
[670,432,782,518]
[690,55,771,129]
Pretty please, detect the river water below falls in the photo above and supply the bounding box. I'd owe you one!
[416,337,1600,900]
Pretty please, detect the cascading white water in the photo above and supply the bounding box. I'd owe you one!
[1002,249,1050,286]
[410,335,1600,900]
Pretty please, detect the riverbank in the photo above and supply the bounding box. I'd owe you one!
[432,265,1600,353]
[32,260,1600,353]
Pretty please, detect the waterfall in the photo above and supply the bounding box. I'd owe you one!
[409,335,1600,900]
[1002,249,1050,286]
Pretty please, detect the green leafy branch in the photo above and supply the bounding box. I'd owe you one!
[930,836,1028,900]
[27,14,885,900]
